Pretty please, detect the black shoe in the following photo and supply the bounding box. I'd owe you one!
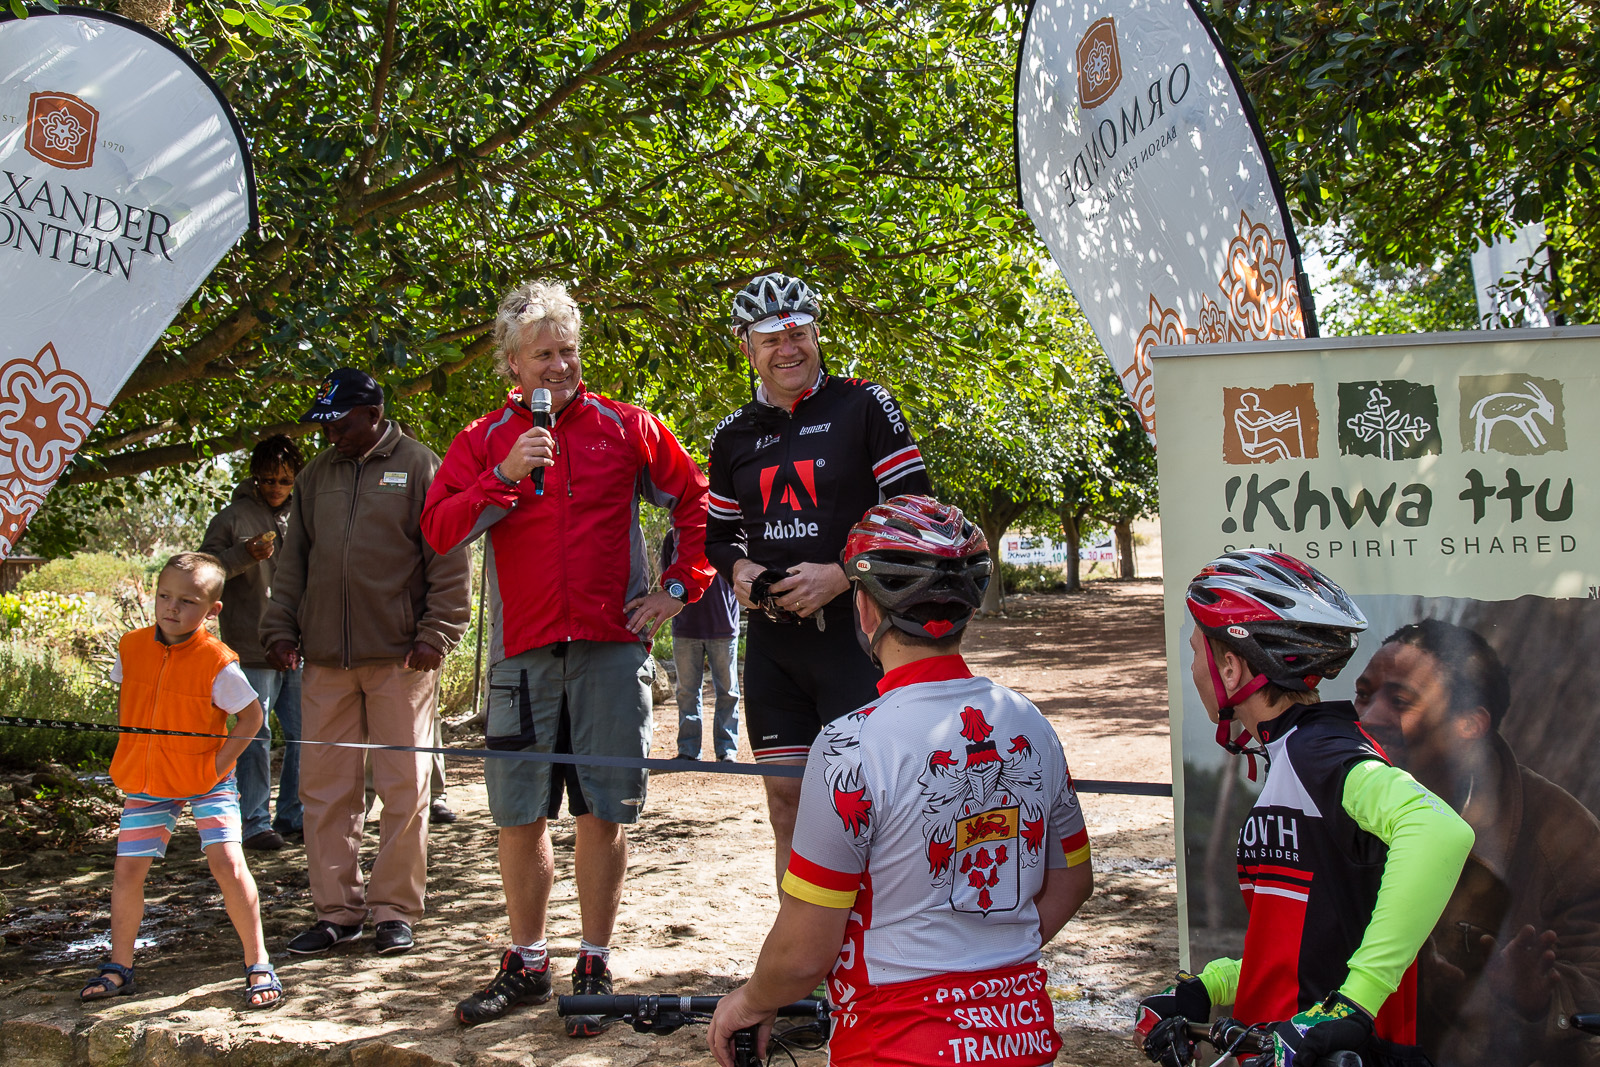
[242,829,285,851]
[429,800,458,824]
[374,920,414,955]
[286,920,363,955]
[565,953,615,1037]
[455,949,552,1026]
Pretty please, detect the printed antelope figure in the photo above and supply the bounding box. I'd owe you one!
[1469,380,1555,452]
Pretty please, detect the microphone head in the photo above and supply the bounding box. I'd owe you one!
[530,388,552,415]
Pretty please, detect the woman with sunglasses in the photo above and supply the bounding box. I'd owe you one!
[201,434,306,851]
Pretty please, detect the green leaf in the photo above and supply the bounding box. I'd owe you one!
[219,6,246,25]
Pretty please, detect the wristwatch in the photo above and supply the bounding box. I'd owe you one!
[664,579,687,603]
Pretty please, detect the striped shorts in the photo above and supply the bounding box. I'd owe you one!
[117,776,242,858]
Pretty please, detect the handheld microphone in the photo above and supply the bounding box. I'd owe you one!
[530,388,553,496]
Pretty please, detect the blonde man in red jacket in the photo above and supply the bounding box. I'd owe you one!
[423,279,713,1036]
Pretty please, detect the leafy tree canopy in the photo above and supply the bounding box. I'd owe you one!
[1211,0,1598,323]
[34,0,1055,508]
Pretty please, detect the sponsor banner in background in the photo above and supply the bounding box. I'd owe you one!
[1014,0,1313,441]
[1000,533,1114,567]
[0,10,256,556]
[1155,328,1600,1067]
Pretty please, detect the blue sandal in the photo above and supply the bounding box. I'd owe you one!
[243,962,284,1011]
[80,961,137,1001]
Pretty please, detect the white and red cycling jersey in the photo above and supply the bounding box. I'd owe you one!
[783,655,1091,1066]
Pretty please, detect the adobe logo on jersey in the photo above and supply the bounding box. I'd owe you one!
[760,460,819,513]
[1076,17,1122,109]
[26,92,99,170]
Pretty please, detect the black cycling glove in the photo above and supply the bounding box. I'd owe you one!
[1136,972,1210,1066]
[1268,991,1373,1066]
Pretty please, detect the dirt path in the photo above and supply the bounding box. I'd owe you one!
[0,581,1175,1066]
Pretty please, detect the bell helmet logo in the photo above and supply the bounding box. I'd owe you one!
[26,92,99,170]
[1076,17,1122,109]
[1227,625,1250,639]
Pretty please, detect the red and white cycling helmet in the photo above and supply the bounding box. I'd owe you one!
[1188,548,1367,704]
[842,495,991,655]
[1188,549,1366,773]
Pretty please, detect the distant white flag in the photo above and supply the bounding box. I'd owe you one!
[1015,0,1314,442]
[0,9,256,555]
[1470,223,1552,328]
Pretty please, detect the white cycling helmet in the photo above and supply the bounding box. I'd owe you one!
[730,273,822,336]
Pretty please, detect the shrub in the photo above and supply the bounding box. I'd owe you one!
[17,552,146,598]
[0,642,117,769]
[998,561,1069,594]
[0,591,108,661]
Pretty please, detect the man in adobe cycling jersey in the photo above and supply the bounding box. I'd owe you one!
[1137,550,1474,1067]
[708,496,1094,1067]
[706,273,932,882]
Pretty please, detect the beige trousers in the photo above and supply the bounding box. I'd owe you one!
[300,662,435,925]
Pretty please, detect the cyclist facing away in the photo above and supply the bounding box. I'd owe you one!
[1137,550,1474,1067]
[706,273,931,884]
[709,496,1094,1067]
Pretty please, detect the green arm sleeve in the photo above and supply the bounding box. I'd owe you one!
[1198,957,1241,1008]
[1338,759,1475,1015]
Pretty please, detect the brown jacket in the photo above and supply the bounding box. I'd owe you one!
[260,423,471,668]
[199,479,290,669]
[1420,734,1600,1067]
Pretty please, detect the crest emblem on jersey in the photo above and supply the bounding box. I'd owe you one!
[917,705,1045,915]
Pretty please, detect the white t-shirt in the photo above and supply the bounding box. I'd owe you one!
[783,655,1090,997]
[110,653,259,714]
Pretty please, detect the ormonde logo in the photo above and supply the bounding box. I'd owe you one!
[25,92,98,171]
[1076,17,1122,109]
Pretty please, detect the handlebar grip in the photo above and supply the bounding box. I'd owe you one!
[1572,1013,1600,1035]
[558,994,725,1015]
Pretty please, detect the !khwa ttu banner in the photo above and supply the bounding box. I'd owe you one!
[0,7,256,556]
[1155,328,1600,1067]
[1014,0,1313,441]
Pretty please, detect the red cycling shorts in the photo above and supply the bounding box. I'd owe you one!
[826,961,1061,1067]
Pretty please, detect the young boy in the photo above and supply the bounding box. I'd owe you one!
[1136,550,1471,1067]
[79,552,284,1009]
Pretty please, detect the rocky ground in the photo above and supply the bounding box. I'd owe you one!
[0,580,1176,1066]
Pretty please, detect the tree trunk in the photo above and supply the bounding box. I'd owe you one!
[1057,505,1084,593]
[1115,518,1136,578]
[979,519,1008,615]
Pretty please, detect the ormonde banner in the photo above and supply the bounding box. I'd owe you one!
[0,7,256,556]
[1155,328,1600,1067]
[1014,0,1313,441]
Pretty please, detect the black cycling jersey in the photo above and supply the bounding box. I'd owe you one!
[1235,700,1412,1039]
[705,373,931,592]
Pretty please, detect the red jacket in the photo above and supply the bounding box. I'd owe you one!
[422,386,713,658]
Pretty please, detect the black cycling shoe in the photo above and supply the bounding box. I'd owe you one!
[286,920,363,955]
[456,949,552,1026]
[565,953,615,1037]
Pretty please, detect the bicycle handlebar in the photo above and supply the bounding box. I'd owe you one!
[556,994,828,1018]
[1183,1019,1363,1067]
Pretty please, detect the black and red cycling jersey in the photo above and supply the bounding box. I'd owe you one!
[705,372,931,596]
[1234,700,1417,1044]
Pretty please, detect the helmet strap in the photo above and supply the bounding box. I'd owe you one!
[1202,637,1270,780]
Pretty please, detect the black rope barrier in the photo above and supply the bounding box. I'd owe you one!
[0,714,1173,796]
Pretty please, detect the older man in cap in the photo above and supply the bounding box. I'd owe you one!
[262,368,471,956]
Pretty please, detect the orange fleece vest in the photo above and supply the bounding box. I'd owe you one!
[109,626,239,798]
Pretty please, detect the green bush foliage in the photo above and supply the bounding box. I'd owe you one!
[16,552,147,598]
[0,643,117,769]
[998,561,1069,595]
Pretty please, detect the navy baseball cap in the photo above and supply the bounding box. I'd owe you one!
[299,368,384,423]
